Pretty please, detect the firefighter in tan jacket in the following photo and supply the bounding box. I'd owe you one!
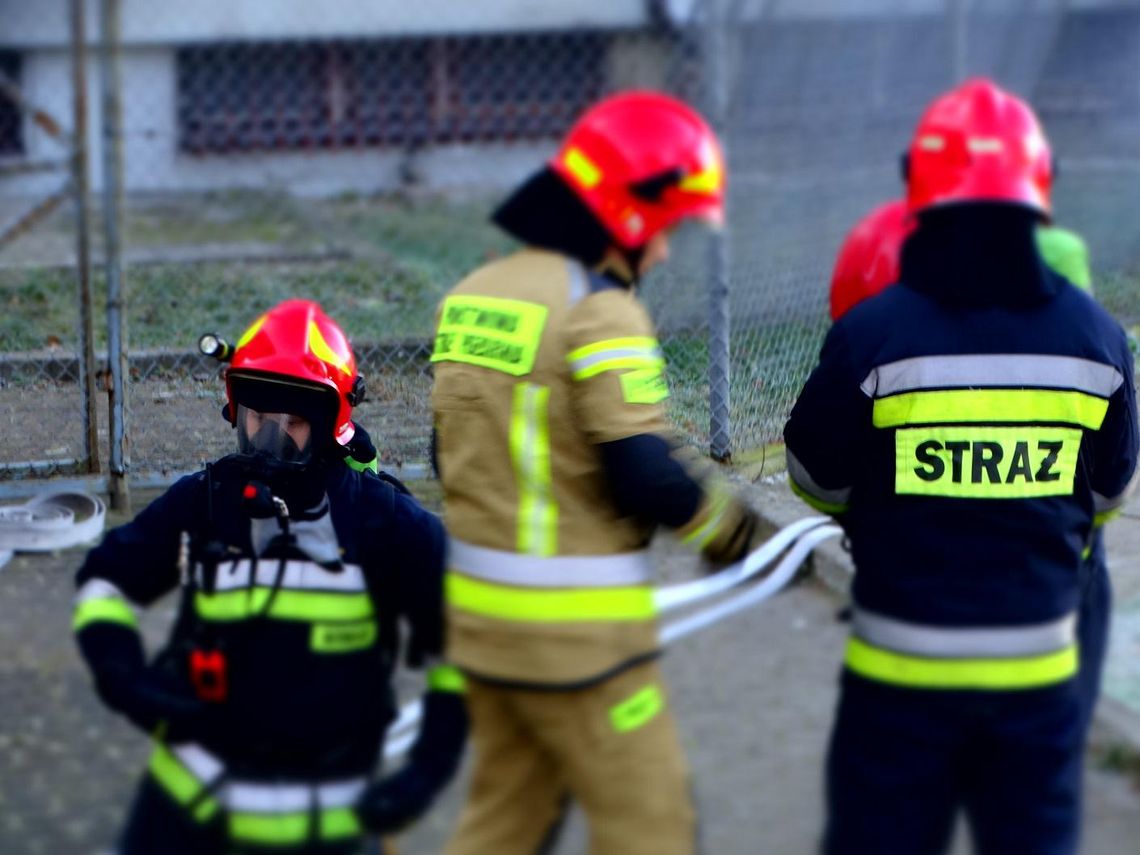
[432,92,761,855]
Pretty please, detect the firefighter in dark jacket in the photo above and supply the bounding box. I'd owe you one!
[829,197,1112,744]
[786,78,1139,855]
[74,299,467,854]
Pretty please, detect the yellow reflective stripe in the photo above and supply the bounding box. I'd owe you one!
[678,162,723,195]
[573,355,665,380]
[610,684,664,733]
[229,812,310,845]
[566,336,664,381]
[431,295,548,376]
[511,383,557,557]
[308,320,353,377]
[896,426,1082,499]
[148,745,220,822]
[873,389,1108,430]
[195,589,373,622]
[567,337,659,362]
[344,454,378,475]
[844,637,1078,690]
[447,573,656,622]
[236,314,266,350]
[789,477,850,515]
[229,808,362,844]
[319,807,362,840]
[72,596,138,631]
[620,367,670,404]
[562,146,602,188]
[310,620,377,653]
[427,664,468,694]
[680,490,731,550]
[1094,509,1120,527]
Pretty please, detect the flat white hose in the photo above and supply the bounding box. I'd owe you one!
[658,525,842,645]
[653,515,830,613]
[383,518,842,761]
[0,492,106,554]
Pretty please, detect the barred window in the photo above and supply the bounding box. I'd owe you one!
[177,32,607,154]
[0,50,24,157]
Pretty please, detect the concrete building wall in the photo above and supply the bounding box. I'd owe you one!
[0,0,649,47]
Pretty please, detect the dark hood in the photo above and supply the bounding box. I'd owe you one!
[492,166,613,266]
[900,203,1060,308]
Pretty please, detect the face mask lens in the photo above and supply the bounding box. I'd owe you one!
[237,406,313,464]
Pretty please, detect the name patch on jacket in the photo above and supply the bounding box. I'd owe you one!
[432,296,548,376]
[896,426,1081,498]
[311,620,378,653]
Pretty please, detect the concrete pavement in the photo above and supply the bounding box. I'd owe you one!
[0,481,1137,853]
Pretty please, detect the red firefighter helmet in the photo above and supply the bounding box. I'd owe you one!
[829,200,914,320]
[549,90,725,249]
[905,77,1052,216]
[225,300,360,448]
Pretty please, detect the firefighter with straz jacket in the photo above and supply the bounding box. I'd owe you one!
[787,79,1138,854]
[74,299,467,854]
[829,196,1112,745]
[432,91,764,855]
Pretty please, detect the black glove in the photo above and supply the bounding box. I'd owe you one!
[356,763,442,834]
[96,661,214,738]
[356,690,468,833]
[77,622,213,739]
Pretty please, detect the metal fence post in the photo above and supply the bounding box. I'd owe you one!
[100,0,129,510]
[950,0,970,84]
[70,0,100,475]
[703,0,732,461]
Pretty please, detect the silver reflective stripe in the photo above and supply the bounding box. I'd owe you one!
[170,742,366,811]
[565,259,589,306]
[75,577,130,605]
[1094,464,1140,515]
[786,450,852,507]
[209,559,366,593]
[861,354,1123,398]
[1093,490,1127,515]
[173,742,225,783]
[226,777,367,812]
[448,537,652,588]
[851,606,1077,658]
[567,344,663,376]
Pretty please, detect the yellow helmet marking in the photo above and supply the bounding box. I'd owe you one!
[678,161,723,195]
[236,315,267,350]
[563,147,602,189]
[308,320,352,377]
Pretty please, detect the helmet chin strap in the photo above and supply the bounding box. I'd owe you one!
[597,246,645,288]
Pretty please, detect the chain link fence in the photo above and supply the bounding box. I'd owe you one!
[4,0,1140,491]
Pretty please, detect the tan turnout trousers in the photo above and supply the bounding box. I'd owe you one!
[445,660,696,855]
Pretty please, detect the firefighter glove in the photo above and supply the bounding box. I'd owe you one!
[97,661,214,738]
[356,690,468,833]
[700,498,763,568]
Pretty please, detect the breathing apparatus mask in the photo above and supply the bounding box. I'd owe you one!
[218,374,340,520]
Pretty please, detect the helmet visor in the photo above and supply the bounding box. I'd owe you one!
[236,406,314,464]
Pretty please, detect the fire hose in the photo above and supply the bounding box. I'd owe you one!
[0,492,108,569]
[383,517,842,760]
